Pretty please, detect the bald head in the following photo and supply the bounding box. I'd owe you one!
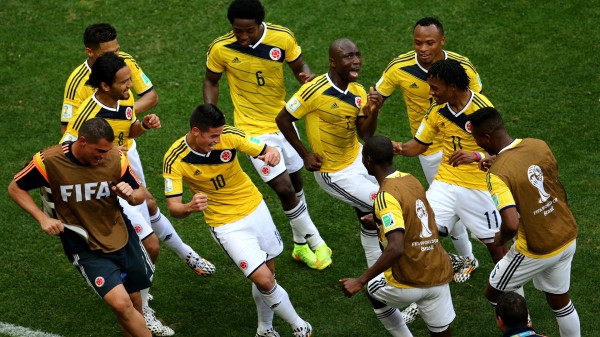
[329,38,356,58]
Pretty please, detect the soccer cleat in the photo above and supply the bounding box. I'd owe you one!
[293,321,313,337]
[255,328,280,337]
[401,302,419,325]
[143,305,175,336]
[314,243,333,270]
[453,257,479,283]
[292,244,317,269]
[186,251,216,276]
[448,253,468,274]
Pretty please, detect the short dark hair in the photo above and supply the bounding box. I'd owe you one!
[227,0,265,24]
[363,135,394,167]
[83,23,117,49]
[78,118,115,144]
[468,107,505,135]
[428,59,470,91]
[496,292,529,328]
[87,53,127,89]
[414,17,444,36]
[190,104,226,131]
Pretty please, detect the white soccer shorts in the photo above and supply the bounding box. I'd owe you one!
[314,150,379,213]
[489,240,576,294]
[367,273,455,331]
[209,200,284,277]
[418,150,443,186]
[247,131,304,182]
[121,140,153,240]
[426,180,500,240]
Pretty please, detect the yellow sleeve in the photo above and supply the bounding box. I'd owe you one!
[375,191,406,236]
[284,31,302,63]
[206,41,225,74]
[163,159,184,198]
[487,172,516,211]
[375,62,399,97]
[414,106,438,145]
[285,83,314,120]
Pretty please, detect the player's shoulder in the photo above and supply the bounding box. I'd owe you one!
[296,73,329,97]
[265,22,296,38]
[222,125,246,138]
[163,136,188,164]
[207,31,236,53]
[446,50,478,71]
[66,61,89,82]
[118,51,136,62]
[471,91,493,108]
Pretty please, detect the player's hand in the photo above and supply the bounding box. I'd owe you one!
[448,150,477,167]
[360,213,375,227]
[478,155,496,171]
[339,278,364,297]
[111,181,135,201]
[39,217,64,236]
[117,146,128,153]
[187,193,208,213]
[258,146,281,166]
[391,141,403,155]
[143,114,161,130]
[302,152,323,172]
[364,87,383,115]
[298,72,316,84]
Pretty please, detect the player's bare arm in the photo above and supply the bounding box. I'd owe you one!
[340,230,405,297]
[257,145,281,167]
[395,139,429,157]
[8,180,64,236]
[133,88,159,115]
[495,207,519,246]
[356,87,381,141]
[275,108,323,171]
[448,149,481,167]
[288,56,315,84]
[129,114,161,138]
[166,193,208,219]
[203,69,222,104]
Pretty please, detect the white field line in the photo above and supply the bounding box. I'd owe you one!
[0,322,65,337]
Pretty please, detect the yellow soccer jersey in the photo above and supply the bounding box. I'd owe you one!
[284,73,367,172]
[162,126,267,226]
[376,50,482,156]
[206,22,302,135]
[61,94,137,149]
[415,91,492,189]
[61,51,153,125]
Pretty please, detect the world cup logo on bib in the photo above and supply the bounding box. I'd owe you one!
[527,165,551,203]
[416,199,433,238]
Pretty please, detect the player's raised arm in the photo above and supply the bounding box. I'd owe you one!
[133,88,158,114]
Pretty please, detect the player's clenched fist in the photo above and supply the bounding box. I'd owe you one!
[257,145,281,166]
[188,193,208,213]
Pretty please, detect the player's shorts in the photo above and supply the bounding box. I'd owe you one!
[120,140,153,240]
[489,240,576,295]
[418,150,442,186]
[247,131,304,183]
[210,200,283,277]
[127,140,146,186]
[367,273,455,332]
[314,150,379,213]
[68,224,154,298]
[426,180,500,240]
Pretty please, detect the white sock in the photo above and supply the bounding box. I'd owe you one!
[295,189,306,204]
[259,282,304,330]
[450,221,474,260]
[252,283,274,332]
[285,200,324,249]
[150,208,194,261]
[361,225,381,267]
[554,301,580,337]
[374,306,413,337]
[141,287,150,308]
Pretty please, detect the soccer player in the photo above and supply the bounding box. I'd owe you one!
[163,104,313,337]
[61,53,187,336]
[496,292,547,337]
[8,118,153,337]
[394,59,507,271]
[340,136,455,337]
[203,0,332,270]
[374,17,482,273]
[468,107,580,337]
[276,38,383,268]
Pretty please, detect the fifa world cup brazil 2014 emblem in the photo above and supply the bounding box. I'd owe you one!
[416,199,433,238]
[527,165,551,203]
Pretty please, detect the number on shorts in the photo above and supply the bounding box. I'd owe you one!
[485,210,499,229]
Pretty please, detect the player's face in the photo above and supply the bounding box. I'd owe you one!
[330,42,362,83]
[413,24,445,67]
[108,66,133,101]
[80,138,114,166]
[232,18,261,47]
[191,126,224,153]
[427,76,453,105]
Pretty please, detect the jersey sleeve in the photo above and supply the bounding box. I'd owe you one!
[284,82,315,120]
[227,127,267,158]
[206,41,225,74]
[414,105,438,145]
[162,155,185,198]
[119,152,141,189]
[487,172,516,212]
[13,152,49,191]
[375,61,399,97]
[283,31,302,63]
[374,191,406,236]
[465,64,482,93]
[122,54,154,96]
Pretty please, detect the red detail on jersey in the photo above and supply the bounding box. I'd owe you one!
[95,277,105,287]
[220,150,232,162]
[125,107,133,120]
[270,48,282,60]
[261,166,270,176]
[465,121,472,133]
[355,97,362,108]
[370,192,377,201]
[239,260,248,270]
[134,225,143,234]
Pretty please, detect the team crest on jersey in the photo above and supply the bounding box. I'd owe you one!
[125,107,133,120]
[261,165,271,176]
[370,192,377,201]
[239,260,248,270]
[134,225,143,234]
[95,277,105,287]
[355,97,362,108]
[220,150,232,162]
[465,121,472,134]
[269,47,282,60]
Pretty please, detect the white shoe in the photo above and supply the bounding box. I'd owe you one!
[143,305,174,336]
[186,251,216,276]
[255,327,280,337]
[293,321,312,337]
[401,302,419,324]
